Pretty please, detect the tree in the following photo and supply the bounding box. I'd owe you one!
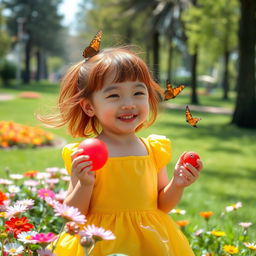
[182,0,239,101]
[231,0,256,128]
[0,4,11,58]
[4,0,65,83]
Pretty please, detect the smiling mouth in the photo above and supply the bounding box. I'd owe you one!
[118,114,138,120]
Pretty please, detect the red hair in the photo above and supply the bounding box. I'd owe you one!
[38,46,164,137]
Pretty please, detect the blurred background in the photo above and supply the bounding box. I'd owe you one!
[0,0,255,129]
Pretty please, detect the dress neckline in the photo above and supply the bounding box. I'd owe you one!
[107,137,151,160]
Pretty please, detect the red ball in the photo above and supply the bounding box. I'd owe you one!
[78,138,108,171]
[182,151,200,168]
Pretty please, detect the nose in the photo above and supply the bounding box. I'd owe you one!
[121,102,136,110]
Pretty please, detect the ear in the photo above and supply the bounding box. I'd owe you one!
[80,99,95,117]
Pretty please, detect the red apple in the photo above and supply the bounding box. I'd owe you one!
[182,151,200,169]
[78,138,108,171]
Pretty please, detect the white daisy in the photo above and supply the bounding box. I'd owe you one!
[59,168,68,175]
[0,178,13,185]
[44,197,61,208]
[45,178,59,184]
[53,204,86,224]
[170,208,186,215]
[45,167,60,174]
[14,199,35,209]
[5,204,29,218]
[55,189,67,202]
[61,176,70,182]
[4,242,24,255]
[226,202,242,212]
[7,185,21,193]
[17,231,38,244]
[9,174,24,180]
[80,224,116,242]
[24,180,39,187]
[36,172,51,180]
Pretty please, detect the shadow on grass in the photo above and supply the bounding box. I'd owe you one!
[157,109,256,140]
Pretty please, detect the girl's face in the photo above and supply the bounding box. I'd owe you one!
[86,74,150,136]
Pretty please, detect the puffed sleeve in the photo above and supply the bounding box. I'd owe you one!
[61,143,79,175]
[147,134,172,171]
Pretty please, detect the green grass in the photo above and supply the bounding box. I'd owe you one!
[1,82,255,239]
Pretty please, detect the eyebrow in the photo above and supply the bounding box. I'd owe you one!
[103,83,147,93]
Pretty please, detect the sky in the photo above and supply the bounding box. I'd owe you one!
[59,0,81,34]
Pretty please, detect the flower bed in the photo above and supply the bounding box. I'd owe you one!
[0,167,255,255]
[0,121,54,149]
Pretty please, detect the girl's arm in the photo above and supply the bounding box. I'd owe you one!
[157,153,203,213]
[64,175,94,216]
[63,149,95,216]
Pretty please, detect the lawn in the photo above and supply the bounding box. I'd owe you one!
[1,82,256,251]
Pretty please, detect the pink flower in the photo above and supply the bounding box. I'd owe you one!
[53,204,86,224]
[44,197,61,208]
[79,224,116,242]
[31,233,57,244]
[5,204,29,218]
[38,189,55,199]
[239,222,253,229]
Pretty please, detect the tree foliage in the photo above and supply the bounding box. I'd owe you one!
[0,4,11,58]
[4,0,65,82]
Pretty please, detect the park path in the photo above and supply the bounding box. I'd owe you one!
[163,103,232,115]
[0,92,232,115]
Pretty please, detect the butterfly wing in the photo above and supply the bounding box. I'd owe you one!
[185,106,201,128]
[82,30,103,58]
[164,81,185,100]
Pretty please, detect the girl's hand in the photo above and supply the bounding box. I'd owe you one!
[173,152,203,188]
[71,149,95,186]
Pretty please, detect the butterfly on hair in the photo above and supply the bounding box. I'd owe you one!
[163,80,185,101]
[185,106,202,128]
[82,30,103,59]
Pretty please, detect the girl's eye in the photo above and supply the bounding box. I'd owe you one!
[134,92,145,96]
[106,94,119,98]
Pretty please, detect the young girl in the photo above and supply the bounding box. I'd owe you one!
[40,34,203,255]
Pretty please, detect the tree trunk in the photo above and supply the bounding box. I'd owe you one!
[36,50,48,81]
[167,41,173,81]
[125,26,133,44]
[190,46,199,104]
[43,54,48,79]
[222,50,230,100]
[23,38,31,84]
[231,0,256,128]
[152,30,160,82]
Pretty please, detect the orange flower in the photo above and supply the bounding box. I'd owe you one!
[199,211,214,219]
[23,170,39,178]
[4,216,34,238]
[0,121,54,148]
[0,191,8,205]
[176,220,189,227]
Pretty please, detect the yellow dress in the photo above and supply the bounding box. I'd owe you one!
[54,135,194,256]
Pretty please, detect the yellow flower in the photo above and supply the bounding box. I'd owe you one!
[211,230,226,237]
[223,245,239,254]
[0,212,6,218]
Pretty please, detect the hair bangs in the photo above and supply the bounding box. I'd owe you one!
[87,48,152,93]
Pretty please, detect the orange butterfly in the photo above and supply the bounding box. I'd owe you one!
[82,30,103,58]
[185,106,201,128]
[164,81,185,100]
